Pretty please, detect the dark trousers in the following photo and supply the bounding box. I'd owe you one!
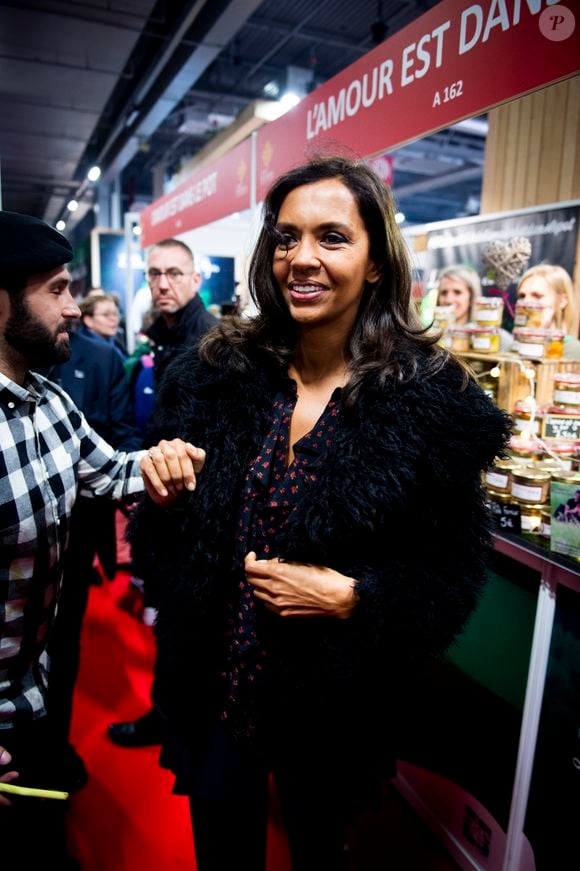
[48,496,117,743]
[185,724,352,871]
[0,719,74,866]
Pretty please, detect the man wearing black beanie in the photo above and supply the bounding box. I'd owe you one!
[0,211,201,867]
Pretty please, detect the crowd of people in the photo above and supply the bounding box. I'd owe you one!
[5,152,580,869]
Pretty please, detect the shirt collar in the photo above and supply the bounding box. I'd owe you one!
[0,369,47,406]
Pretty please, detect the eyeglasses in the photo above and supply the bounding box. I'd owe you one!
[94,310,120,319]
[147,269,192,286]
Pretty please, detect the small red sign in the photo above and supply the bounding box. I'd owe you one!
[140,139,252,246]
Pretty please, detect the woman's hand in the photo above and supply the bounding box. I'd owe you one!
[141,438,206,505]
[0,747,19,807]
[244,552,358,619]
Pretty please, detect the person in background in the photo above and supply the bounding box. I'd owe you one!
[46,328,143,787]
[516,263,580,359]
[436,264,513,351]
[0,210,199,867]
[108,237,218,748]
[78,290,127,358]
[128,156,511,870]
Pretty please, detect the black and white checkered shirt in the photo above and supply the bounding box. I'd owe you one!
[0,370,146,728]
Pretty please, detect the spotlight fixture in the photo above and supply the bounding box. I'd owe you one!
[56,220,66,231]
[67,199,79,212]
[87,165,101,182]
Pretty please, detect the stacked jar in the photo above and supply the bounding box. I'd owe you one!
[510,467,551,533]
[511,401,542,437]
[470,297,503,354]
[552,372,580,413]
[514,300,546,329]
[512,327,565,359]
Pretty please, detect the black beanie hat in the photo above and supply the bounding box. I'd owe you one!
[0,211,73,282]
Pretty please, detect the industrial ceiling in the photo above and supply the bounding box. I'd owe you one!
[0,0,487,235]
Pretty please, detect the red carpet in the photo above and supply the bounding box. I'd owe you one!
[66,567,291,870]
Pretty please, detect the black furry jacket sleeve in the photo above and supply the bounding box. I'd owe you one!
[129,343,511,724]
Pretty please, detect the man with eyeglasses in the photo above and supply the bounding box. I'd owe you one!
[142,238,217,384]
[109,237,218,749]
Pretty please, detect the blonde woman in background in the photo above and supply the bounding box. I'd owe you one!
[437,264,513,351]
[516,264,580,359]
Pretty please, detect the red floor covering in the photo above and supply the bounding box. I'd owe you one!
[66,571,292,870]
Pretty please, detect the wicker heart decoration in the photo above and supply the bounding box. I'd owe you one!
[481,236,532,290]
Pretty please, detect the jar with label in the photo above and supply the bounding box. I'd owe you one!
[553,372,580,411]
[514,301,546,329]
[470,325,501,354]
[511,403,542,437]
[447,325,473,353]
[474,297,504,327]
[484,458,520,495]
[543,439,577,470]
[536,458,568,475]
[540,507,551,539]
[511,468,551,504]
[432,305,456,331]
[513,328,565,359]
[507,435,543,462]
[519,502,544,534]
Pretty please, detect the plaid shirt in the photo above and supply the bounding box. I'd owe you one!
[0,370,146,727]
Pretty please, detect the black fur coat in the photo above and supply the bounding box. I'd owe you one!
[130,340,510,768]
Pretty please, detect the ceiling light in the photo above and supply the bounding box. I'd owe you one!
[278,92,301,112]
[67,199,79,212]
[263,80,280,99]
[87,166,101,182]
[395,211,405,224]
[56,220,66,231]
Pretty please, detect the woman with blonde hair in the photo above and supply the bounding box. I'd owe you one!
[436,264,513,350]
[516,264,579,342]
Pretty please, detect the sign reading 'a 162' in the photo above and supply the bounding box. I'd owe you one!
[256,0,580,200]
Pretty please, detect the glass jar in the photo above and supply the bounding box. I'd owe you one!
[447,325,473,353]
[485,458,520,494]
[432,305,456,331]
[519,502,544,534]
[474,297,504,327]
[470,325,501,354]
[507,436,543,463]
[542,439,577,470]
[511,404,542,436]
[514,301,546,329]
[540,507,551,539]
[513,328,565,359]
[553,372,580,411]
[511,468,551,504]
[536,458,568,475]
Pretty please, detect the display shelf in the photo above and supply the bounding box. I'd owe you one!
[458,351,580,411]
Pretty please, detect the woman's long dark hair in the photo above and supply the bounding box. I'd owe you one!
[201,155,448,402]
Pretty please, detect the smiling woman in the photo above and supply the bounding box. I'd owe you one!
[128,155,511,871]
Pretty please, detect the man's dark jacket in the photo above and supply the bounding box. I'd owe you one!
[130,341,511,781]
[144,294,218,387]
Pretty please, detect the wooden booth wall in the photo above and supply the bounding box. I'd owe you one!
[481,76,580,337]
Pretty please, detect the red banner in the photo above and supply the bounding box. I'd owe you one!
[256,0,580,200]
[140,139,252,246]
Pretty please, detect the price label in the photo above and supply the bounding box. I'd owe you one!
[543,414,580,441]
[489,499,521,533]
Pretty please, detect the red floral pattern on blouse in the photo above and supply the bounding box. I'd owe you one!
[221,380,341,737]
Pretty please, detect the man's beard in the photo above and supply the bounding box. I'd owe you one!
[4,296,73,367]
